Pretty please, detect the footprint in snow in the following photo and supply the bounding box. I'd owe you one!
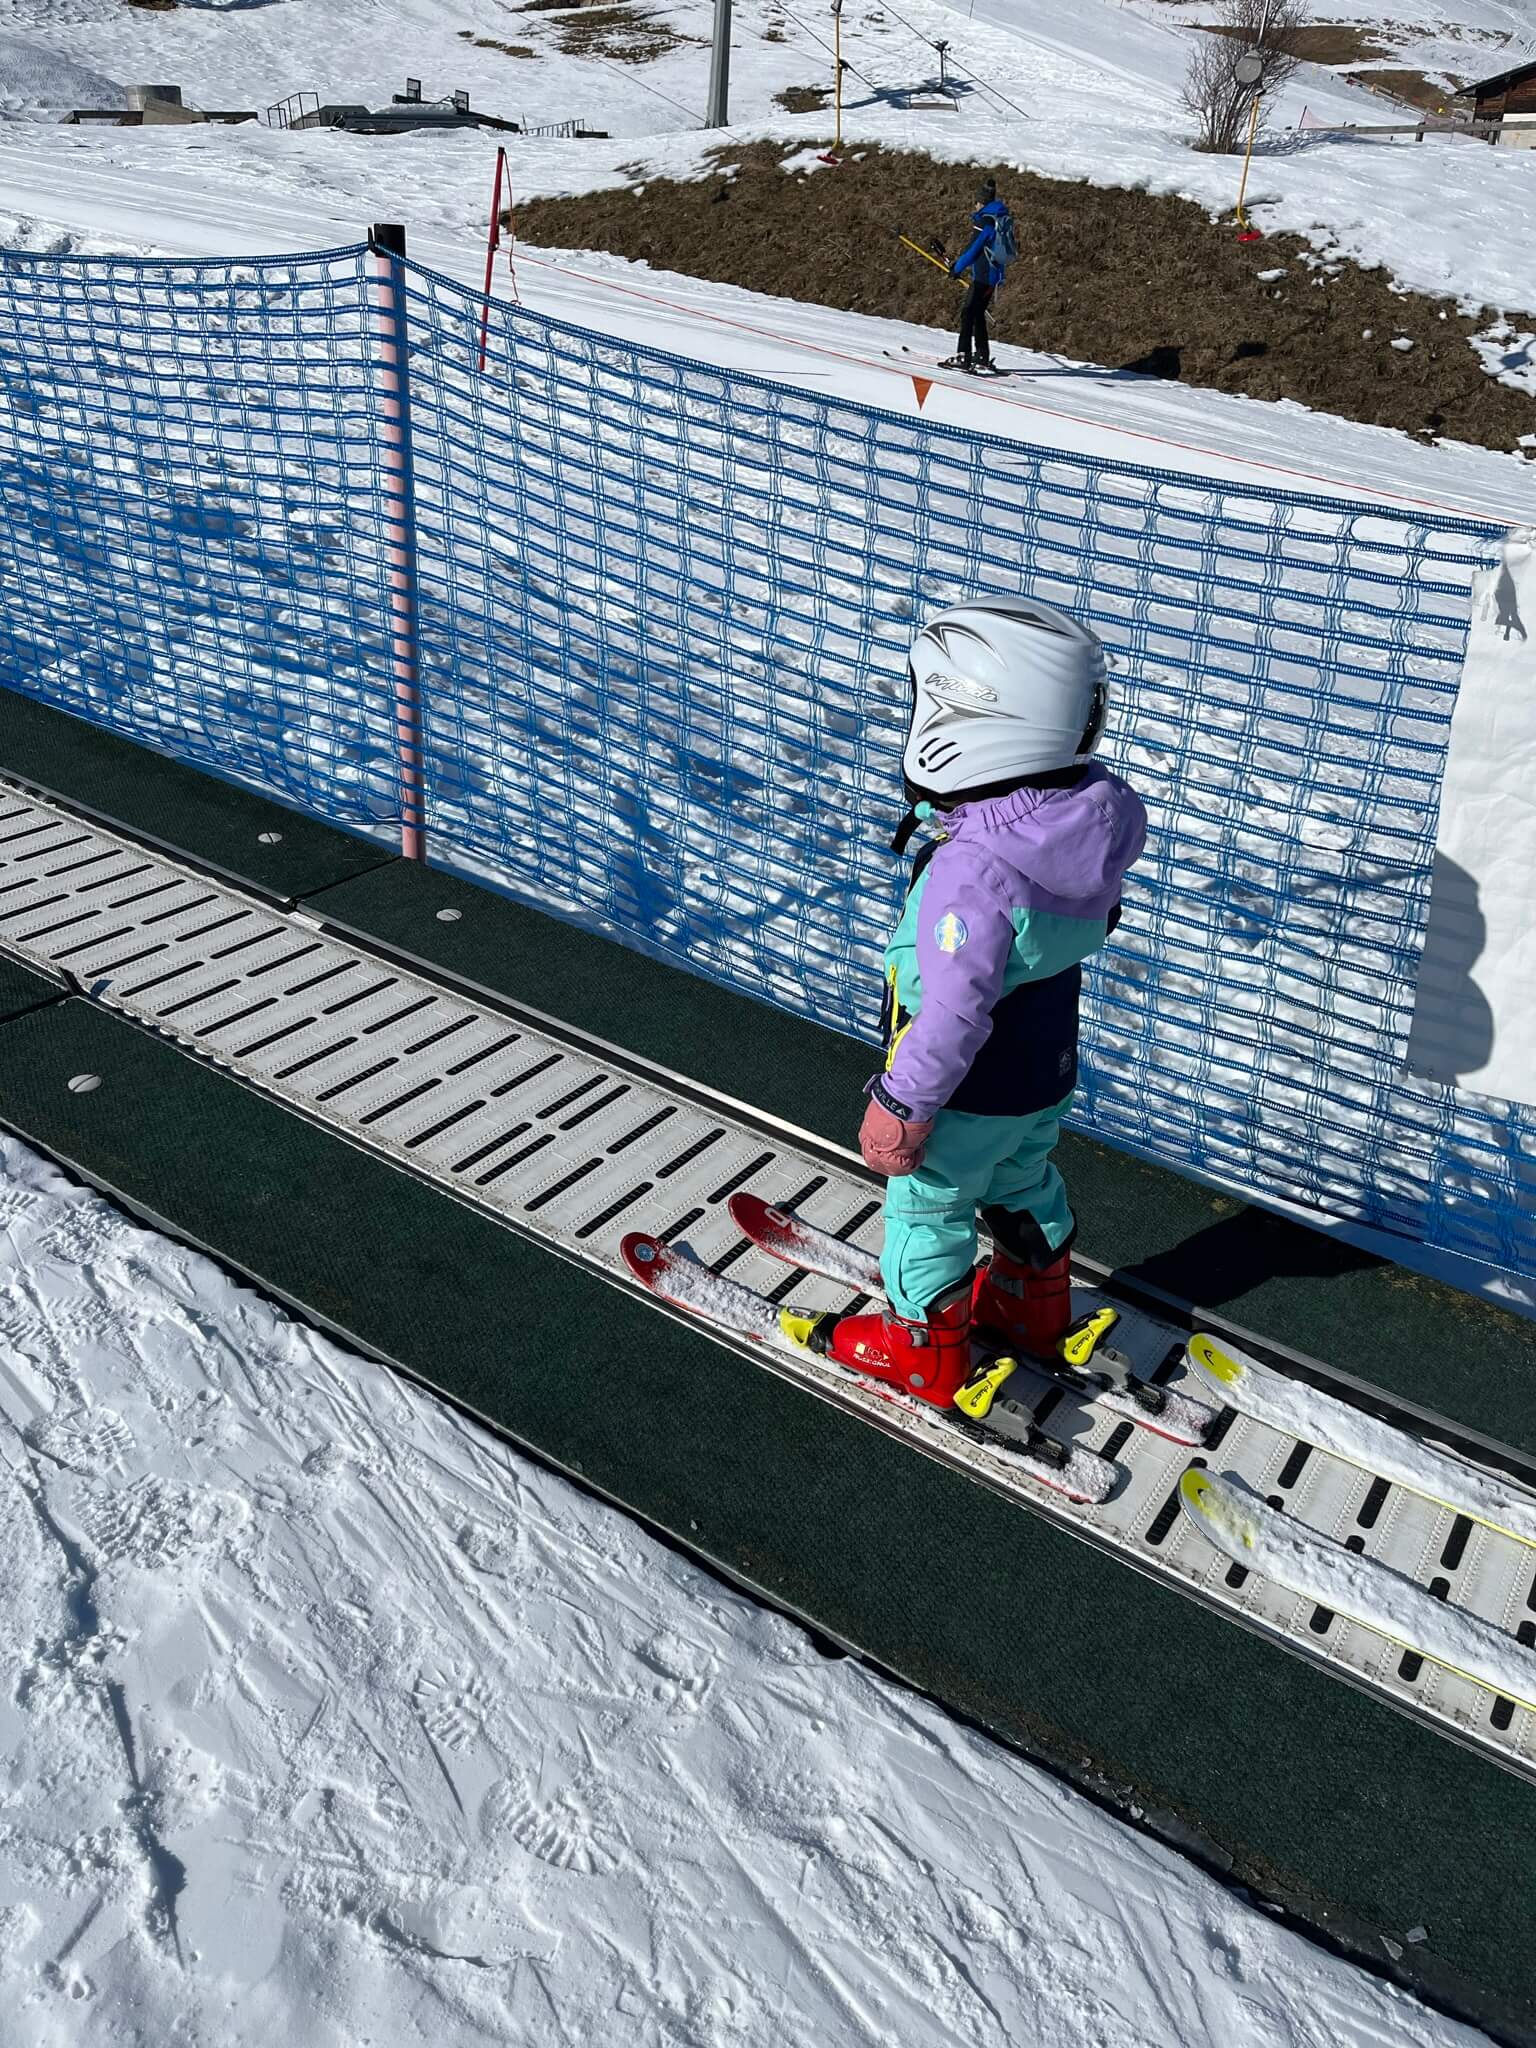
[632,1629,715,1713]
[26,1407,135,1478]
[413,1662,496,1752]
[71,1475,248,1570]
[455,1516,522,1578]
[38,1211,112,1266]
[0,1188,40,1229]
[480,1763,620,1876]
[50,1297,136,1350]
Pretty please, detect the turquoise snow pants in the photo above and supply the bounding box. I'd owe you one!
[880,1094,1075,1320]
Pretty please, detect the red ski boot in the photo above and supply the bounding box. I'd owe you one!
[813,1280,975,1408]
[972,1246,1073,1360]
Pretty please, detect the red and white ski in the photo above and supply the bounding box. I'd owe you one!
[619,1230,1118,1506]
[727,1194,1215,1449]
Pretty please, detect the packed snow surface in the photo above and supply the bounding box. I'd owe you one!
[0,1132,1497,2045]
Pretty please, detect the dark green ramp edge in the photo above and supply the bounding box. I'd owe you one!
[0,996,1531,2047]
[0,952,62,1024]
[0,689,396,904]
[306,856,1536,1461]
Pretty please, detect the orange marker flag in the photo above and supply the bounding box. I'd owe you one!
[912,376,933,410]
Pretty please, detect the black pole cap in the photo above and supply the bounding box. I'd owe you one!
[370,222,407,256]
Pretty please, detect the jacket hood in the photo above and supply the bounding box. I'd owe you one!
[940,764,1147,910]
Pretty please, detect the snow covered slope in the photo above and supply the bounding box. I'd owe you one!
[0,0,1532,322]
[0,117,1530,525]
[0,1131,1499,2046]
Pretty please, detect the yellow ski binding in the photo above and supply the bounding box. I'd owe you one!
[954,1354,1019,1422]
[779,1308,837,1354]
[1058,1305,1119,1369]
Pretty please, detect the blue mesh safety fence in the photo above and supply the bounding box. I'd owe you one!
[0,240,1529,1282]
[0,246,401,828]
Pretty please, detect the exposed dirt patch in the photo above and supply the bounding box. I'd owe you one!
[458,30,539,57]
[1346,65,1460,111]
[521,0,694,62]
[1198,22,1391,65]
[775,84,832,112]
[513,143,1536,454]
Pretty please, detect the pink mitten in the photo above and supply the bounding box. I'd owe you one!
[858,1096,934,1178]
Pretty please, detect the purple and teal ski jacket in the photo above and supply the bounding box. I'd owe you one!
[875,766,1148,1123]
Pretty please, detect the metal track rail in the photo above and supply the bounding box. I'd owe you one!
[4,782,1536,1783]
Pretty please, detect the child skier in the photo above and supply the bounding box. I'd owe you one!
[943,177,1013,375]
[822,597,1147,1407]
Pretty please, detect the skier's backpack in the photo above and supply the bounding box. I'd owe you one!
[992,206,1018,276]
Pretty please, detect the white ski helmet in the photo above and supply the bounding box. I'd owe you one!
[903,596,1109,797]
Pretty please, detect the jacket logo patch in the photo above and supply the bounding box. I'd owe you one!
[934,913,969,954]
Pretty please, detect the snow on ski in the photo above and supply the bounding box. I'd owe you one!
[726,1194,1216,1448]
[1186,1333,1536,1554]
[619,1232,1117,1506]
[727,1193,885,1293]
[1179,1470,1536,1713]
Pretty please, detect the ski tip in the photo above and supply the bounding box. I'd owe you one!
[727,1191,791,1237]
[1180,1466,1216,1517]
[1179,1466,1258,1554]
[620,1232,667,1280]
[1185,1332,1244,1392]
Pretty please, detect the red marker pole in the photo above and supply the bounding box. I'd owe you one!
[478,146,509,374]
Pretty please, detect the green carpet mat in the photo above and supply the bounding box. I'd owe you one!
[0,689,395,903]
[0,953,62,1023]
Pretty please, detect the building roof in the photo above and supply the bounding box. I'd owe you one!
[1456,57,1536,98]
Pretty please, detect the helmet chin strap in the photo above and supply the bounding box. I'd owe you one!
[890,805,926,855]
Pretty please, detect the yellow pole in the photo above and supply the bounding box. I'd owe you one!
[1235,91,1262,229]
[832,9,843,154]
[899,233,957,278]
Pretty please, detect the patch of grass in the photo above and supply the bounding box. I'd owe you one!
[1199,22,1392,65]
[775,84,832,112]
[515,0,694,63]
[552,3,693,62]
[1349,66,1460,113]
[513,141,1536,455]
[458,30,538,56]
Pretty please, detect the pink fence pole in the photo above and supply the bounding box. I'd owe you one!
[369,222,426,862]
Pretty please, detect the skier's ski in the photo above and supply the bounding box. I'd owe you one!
[889,347,1014,376]
[620,1232,1117,1506]
[1186,1333,1536,1554]
[1179,1469,1536,1712]
[726,1194,1215,1447]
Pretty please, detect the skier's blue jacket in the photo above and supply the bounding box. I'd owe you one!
[952,198,1011,288]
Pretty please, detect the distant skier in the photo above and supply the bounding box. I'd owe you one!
[941,177,1015,376]
[821,598,1147,1406]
